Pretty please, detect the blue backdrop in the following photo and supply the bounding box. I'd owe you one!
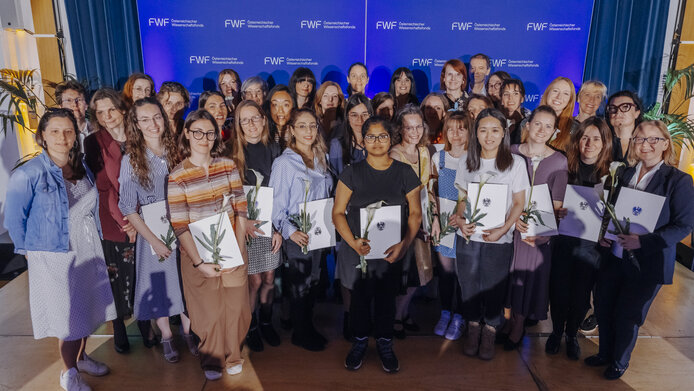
[136,0,594,109]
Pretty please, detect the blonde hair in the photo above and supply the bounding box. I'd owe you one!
[627,120,675,166]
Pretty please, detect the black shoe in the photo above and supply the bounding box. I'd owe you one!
[504,330,525,351]
[112,319,130,354]
[580,314,598,333]
[604,364,628,380]
[495,332,509,345]
[114,340,130,354]
[343,312,353,342]
[246,326,264,352]
[345,337,368,371]
[545,332,561,355]
[584,354,609,367]
[291,331,325,352]
[565,335,580,360]
[402,315,420,332]
[260,322,281,347]
[376,338,399,373]
[393,320,406,340]
[280,317,292,330]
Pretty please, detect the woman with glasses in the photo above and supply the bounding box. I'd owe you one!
[314,81,345,140]
[167,109,250,380]
[347,62,369,96]
[198,91,231,140]
[329,93,373,341]
[241,76,268,107]
[440,59,469,111]
[264,85,294,148]
[605,90,643,162]
[218,69,242,113]
[586,120,694,379]
[390,67,419,110]
[269,108,333,351]
[228,100,283,353]
[501,79,531,145]
[334,117,422,373]
[122,73,156,107]
[157,81,190,136]
[4,109,116,391]
[421,93,450,144]
[389,104,439,339]
[289,67,317,109]
[486,71,511,110]
[452,108,528,361]
[431,112,470,341]
[118,97,195,364]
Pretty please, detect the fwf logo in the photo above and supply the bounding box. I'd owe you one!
[189,56,210,64]
[524,94,540,103]
[491,58,507,67]
[264,57,285,65]
[300,20,322,29]
[376,21,397,30]
[451,22,473,31]
[224,19,246,28]
[412,58,433,66]
[148,18,169,27]
[526,22,548,31]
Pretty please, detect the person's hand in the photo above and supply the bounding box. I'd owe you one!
[197,263,220,278]
[431,217,441,242]
[460,221,476,238]
[122,218,137,243]
[599,237,612,248]
[150,239,172,260]
[271,231,283,254]
[555,207,568,220]
[245,220,265,240]
[521,237,537,247]
[290,231,309,248]
[449,214,460,229]
[482,227,506,242]
[515,217,529,234]
[352,238,371,256]
[384,241,406,263]
[617,234,641,250]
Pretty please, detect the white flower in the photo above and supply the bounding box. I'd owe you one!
[454,183,467,203]
[427,178,436,193]
[609,161,625,177]
[530,155,544,173]
[479,171,497,186]
[249,169,264,189]
[301,178,311,195]
[221,193,233,210]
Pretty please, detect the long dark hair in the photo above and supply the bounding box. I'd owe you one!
[567,116,613,180]
[264,84,294,143]
[287,108,328,171]
[177,109,227,159]
[339,93,373,167]
[465,108,513,172]
[35,108,85,180]
[231,100,272,183]
[390,67,418,104]
[289,67,316,109]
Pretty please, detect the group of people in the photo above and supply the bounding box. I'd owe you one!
[4,53,694,391]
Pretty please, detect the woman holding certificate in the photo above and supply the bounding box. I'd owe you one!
[229,100,283,352]
[502,106,568,350]
[269,108,334,352]
[167,109,250,380]
[586,120,694,379]
[333,117,422,373]
[453,108,529,360]
[547,117,612,360]
[118,97,194,363]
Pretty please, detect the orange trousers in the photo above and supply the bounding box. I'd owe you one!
[180,250,251,371]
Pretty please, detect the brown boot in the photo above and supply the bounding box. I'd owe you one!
[479,325,497,360]
[463,321,481,356]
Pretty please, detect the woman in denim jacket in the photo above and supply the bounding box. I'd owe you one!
[4,109,117,391]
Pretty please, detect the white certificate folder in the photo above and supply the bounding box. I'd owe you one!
[558,185,604,242]
[463,182,508,242]
[305,198,336,252]
[360,205,402,260]
[522,184,558,238]
[188,212,244,270]
[243,185,274,238]
[604,187,665,257]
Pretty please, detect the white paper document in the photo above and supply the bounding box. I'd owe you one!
[420,187,430,232]
[360,205,402,260]
[244,185,274,238]
[522,184,558,238]
[605,187,665,258]
[558,185,605,242]
[141,201,177,256]
[189,212,244,270]
[438,197,458,249]
[462,182,508,242]
[305,198,336,251]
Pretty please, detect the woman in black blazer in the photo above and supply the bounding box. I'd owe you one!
[585,120,694,379]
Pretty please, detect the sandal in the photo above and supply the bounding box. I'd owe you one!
[183,333,199,357]
[161,338,180,363]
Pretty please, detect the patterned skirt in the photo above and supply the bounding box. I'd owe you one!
[247,236,281,275]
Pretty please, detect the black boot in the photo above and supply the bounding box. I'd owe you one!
[305,290,327,346]
[112,317,130,353]
[343,311,353,342]
[290,296,325,352]
[137,319,158,348]
[246,312,264,352]
[259,303,280,347]
[566,335,581,360]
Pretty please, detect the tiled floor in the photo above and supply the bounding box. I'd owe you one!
[2,263,694,390]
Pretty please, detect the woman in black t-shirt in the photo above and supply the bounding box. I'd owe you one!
[228,100,283,353]
[332,117,422,374]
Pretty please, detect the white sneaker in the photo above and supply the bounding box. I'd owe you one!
[60,367,92,391]
[433,310,451,336]
[76,353,110,376]
[226,363,243,376]
[204,369,223,381]
[444,314,465,341]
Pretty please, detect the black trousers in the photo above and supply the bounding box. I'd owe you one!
[549,236,600,337]
[282,240,322,300]
[350,259,400,339]
[595,252,660,369]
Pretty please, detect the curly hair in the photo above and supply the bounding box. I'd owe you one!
[124,97,178,188]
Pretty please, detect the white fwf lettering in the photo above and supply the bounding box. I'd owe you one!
[264,57,285,65]
[189,56,210,64]
[224,19,246,28]
[451,22,472,31]
[526,22,548,31]
[376,21,397,30]
[148,18,169,27]
[300,20,322,29]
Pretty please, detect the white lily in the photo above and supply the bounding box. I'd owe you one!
[249,169,264,192]
[356,200,386,276]
[609,161,625,188]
